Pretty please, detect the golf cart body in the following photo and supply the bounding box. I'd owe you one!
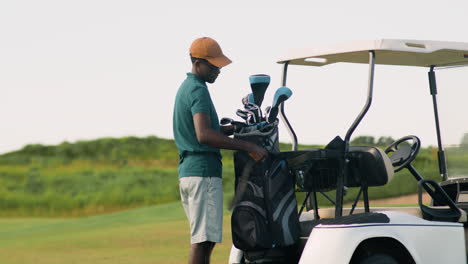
[229,39,468,264]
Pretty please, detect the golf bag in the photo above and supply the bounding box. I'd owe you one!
[231,122,300,262]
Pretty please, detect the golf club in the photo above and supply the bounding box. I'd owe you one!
[243,109,257,125]
[241,93,255,106]
[249,74,270,107]
[267,86,293,123]
[264,106,271,121]
[236,109,249,122]
[244,102,262,123]
[220,117,248,133]
[220,117,248,128]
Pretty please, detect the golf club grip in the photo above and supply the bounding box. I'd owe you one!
[267,106,279,123]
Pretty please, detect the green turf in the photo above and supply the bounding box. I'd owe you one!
[0,198,425,264]
[0,202,233,264]
[0,135,453,216]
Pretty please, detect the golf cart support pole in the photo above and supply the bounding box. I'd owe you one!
[279,61,298,152]
[337,50,376,217]
[428,66,448,181]
[279,62,319,217]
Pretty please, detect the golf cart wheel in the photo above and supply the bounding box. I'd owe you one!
[357,253,398,264]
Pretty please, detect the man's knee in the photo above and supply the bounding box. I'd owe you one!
[190,242,216,263]
[192,241,215,252]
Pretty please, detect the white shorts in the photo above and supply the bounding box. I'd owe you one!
[179,176,223,244]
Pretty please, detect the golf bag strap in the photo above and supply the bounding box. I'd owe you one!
[230,157,257,209]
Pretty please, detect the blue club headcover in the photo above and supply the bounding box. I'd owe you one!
[249,74,270,107]
[272,87,292,108]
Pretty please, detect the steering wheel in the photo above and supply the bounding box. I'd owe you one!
[384,135,421,172]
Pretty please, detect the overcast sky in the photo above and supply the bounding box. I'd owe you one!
[1,0,468,154]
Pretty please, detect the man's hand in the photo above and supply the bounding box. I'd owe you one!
[193,112,268,160]
[247,144,268,162]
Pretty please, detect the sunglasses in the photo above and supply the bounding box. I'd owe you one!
[196,58,221,71]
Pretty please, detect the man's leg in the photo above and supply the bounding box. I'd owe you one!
[180,177,223,264]
[189,241,215,264]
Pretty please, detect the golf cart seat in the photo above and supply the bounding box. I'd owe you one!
[285,146,394,192]
[347,146,395,187]
[299,212,390,236]
[286,145,395,258]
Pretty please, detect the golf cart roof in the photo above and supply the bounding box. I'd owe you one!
[278,39,468,67]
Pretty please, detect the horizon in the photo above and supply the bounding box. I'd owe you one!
[1,132,461,156]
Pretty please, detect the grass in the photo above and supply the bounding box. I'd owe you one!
[0,136,462,262]
[0,196,422,264]
[0,148,439,217]
[0,162,182,216]
[0,136,238,216]
[0,135,464,221]
[0,202,233,264]
[0,135,457,217]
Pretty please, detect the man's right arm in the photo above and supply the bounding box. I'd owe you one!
[193,112,267,162]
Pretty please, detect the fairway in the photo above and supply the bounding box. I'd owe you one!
[0,202,232,264]
[0,194,424,264]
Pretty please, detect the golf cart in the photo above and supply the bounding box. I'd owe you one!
[228,39,468,264]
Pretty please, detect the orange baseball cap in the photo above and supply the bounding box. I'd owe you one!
[190,37,232,68]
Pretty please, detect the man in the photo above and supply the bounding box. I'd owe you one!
[173,37,268,264]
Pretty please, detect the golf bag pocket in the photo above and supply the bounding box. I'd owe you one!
[232,154,272,251]
[266,159,300,247]
[232,203,273,250]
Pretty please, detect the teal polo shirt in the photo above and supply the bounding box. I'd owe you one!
[172,73,222,178]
